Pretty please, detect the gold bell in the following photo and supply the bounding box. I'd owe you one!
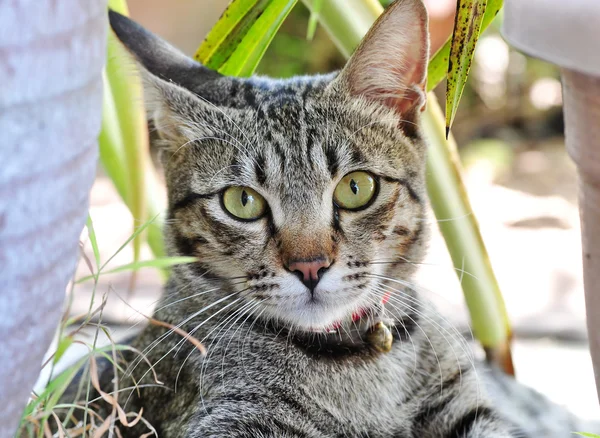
[366,321,393,353]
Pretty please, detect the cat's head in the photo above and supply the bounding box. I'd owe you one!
[110,0,430,332]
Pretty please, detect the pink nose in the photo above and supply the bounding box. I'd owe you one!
[287,258,332,293]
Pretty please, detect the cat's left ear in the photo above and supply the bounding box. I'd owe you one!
[335,0,429,121]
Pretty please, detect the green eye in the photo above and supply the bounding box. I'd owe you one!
[333,171,377,210]
[222,186,267,221]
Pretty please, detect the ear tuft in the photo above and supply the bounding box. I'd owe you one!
[337,0,430,120]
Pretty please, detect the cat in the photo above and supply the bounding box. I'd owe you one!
[94,1,597,436]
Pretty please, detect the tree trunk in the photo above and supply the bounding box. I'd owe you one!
[0,1,106,435]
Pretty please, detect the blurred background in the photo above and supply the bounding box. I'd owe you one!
[73,0,596,421]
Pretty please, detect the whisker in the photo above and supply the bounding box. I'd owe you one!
[125,290,244,381]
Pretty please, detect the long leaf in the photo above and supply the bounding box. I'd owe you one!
[195,0,298,77]
[102,0,166,262]
[427,0,503,93]
[301,0,512,370]
[445,0,488,136]
[104,1,147,264]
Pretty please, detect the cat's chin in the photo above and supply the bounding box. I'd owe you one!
[261,296,378,334]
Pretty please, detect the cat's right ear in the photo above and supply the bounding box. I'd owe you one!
[108,10,222,142]
[333,0,429,128]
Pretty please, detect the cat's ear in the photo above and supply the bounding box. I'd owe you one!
[108,10,221,142]
[336,0,429,121]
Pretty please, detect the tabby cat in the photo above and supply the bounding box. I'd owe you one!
[102,1,597,436]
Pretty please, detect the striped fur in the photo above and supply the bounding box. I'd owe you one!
[99,2,598,437]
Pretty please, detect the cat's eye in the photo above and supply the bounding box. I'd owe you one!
[333,171,377,211]
[222,186,267,221]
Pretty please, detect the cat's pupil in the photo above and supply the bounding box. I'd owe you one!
[350,179,358,195]
[241,190,248,207]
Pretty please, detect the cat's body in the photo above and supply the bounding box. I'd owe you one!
[124,279,584,438]
[93,2,598,436]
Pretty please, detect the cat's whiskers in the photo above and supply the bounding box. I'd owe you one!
[367,282,444,390]
[239,304,269,382]
[368,279,480,399]
[125,290,244,381]
[176,298,259,392]
[366,272,476,351]
[217,299,266,390]
[385,293,482,404]
[361,291,420,378]
[368,256,479,281]
[124,293,246,410]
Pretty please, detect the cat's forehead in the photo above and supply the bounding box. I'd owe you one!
[170,75,423,206]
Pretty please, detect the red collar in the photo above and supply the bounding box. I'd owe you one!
[328,291,390,331]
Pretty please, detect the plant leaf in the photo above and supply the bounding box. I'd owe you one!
[444,0,501,137]
[52,336,74,366]
[105,32,148,265]
[306,0,323,40]
[195,0,298,77]
[100,214,159,272]
[77,257,197,284]
[86,215,101,272]
[427,0,502,92]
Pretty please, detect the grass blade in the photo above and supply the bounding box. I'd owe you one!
[445,0,489,137]
[100,214,160,272]
[422,93,511,355]
[195,0,298,77]
[195,0,266,69]
[86,216,101,272]
[77,257,197,284]
[306,0,323,40]
[102,0,168,265]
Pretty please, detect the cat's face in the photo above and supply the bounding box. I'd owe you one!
[110,0,430,331]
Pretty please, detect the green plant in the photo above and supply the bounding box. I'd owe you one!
[17,216,197,437]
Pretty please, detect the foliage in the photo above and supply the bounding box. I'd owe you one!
[17,215,197,437]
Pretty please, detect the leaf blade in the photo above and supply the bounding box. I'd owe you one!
[445,0,489,136]
[195,0,298,77]
[427,0,503,92]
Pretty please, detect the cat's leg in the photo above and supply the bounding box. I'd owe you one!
[409,390,525,438]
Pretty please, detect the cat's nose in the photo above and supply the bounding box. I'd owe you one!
[287,258,332,293]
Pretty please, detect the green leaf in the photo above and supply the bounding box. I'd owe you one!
[21,357,86,419]
[105,30,148,263]
[306,0,324,40]
[52,336,74,366]
[445,0,489,137]
[108,0,129,15]
[86,215,101,272]
[100,214,159,273]
[574,434,600,438]
[195,0,298,77]
[427,0,502,92]
[77,257,197,283]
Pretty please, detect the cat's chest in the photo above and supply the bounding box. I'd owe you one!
[291,345,420,434]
